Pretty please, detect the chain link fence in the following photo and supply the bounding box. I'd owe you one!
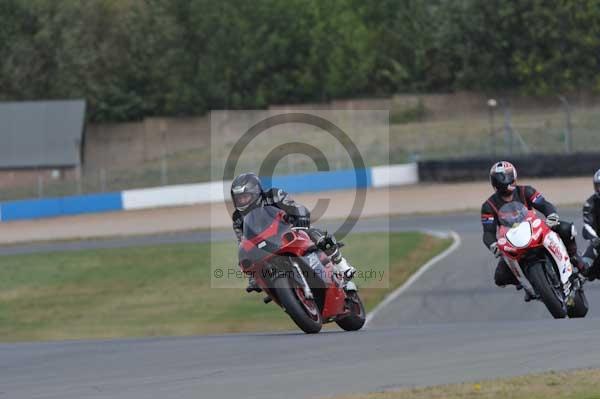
[1,94,599,202]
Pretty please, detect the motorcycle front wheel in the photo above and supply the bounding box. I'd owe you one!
[528,262,567,319]
[273,277,322,334]
[568,288,589,318]
[335,291,366,331]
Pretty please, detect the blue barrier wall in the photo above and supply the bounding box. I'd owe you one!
[0,164,419,222]
[262,168,372,193]
[0,192,123,222]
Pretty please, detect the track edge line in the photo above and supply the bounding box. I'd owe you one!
[364,230,462,327]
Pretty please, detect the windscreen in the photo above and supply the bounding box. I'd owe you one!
[497,202,529,227]
[242,206,286,240]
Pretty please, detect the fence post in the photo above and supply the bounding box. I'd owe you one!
[37,172,44,198]
[76,164,82,195]
[161,157,168,186]
[160,120,169,186]
[558,95,573,154]
[502,99,513,155]
[487,98,497,155]
[100,169,107,192]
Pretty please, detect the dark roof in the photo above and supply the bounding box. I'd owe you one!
[0,99,86,169]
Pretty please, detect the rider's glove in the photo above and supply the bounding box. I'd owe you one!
[489,242,501,258]
[546,213,560,228]
[592,237,600,250]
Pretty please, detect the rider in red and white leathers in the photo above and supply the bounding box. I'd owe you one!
[481,161,588,288]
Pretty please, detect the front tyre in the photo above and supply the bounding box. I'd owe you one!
[335,291,366,331]
[273,277,322,334]
[568,289,589,318]
[528,262,567,319]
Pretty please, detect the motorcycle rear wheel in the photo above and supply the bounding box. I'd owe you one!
[528,262,567,319]
[273,277,322,334]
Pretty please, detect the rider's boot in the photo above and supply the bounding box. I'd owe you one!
[246,276,262,293]
[310,228,357,281]
[523,290,535,302]
[582,259,597,282]
[327,244,356,280]
[516,283,535,302]
[333,256,357,281]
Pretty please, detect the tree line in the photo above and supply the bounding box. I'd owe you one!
[1,0,599,122]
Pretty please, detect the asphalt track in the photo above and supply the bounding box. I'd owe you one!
[2,208,600,399]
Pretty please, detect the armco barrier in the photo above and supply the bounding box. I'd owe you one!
[0,163,418,221]
[417,153,600,182]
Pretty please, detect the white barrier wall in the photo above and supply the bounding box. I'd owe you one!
[371,163,419,188]
[122,164,418,211]
[122,181,231,211]
[1,163,419,221]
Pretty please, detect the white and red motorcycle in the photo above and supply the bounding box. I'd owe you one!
[496,202,588,319]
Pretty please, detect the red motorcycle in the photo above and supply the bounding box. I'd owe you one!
[496,202,588,319]
[238,206,366,333]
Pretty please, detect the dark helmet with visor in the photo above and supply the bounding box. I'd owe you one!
[231,173,263,213]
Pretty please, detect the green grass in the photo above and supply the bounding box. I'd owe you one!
[333,369,600,399]
[0,232,450,342]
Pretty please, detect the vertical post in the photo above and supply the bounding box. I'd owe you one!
[100,169,107,192]
[502,99,513,155]
[558,95,573,154]
[75,139,82,195]
[76,164,82,195]
[160,120,168,186]
[161,158,168,186]
[37,172,44,198]
[487,98,497,156]
[101,127,109,193]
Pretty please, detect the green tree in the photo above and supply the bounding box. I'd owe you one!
[513,0,600,93]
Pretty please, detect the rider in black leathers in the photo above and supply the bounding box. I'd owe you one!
[230,172,356,292]
[581,169,600,280]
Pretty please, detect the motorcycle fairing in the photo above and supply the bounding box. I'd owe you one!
[543,230,573,286]
[297,252,347,319]
[504,256,536,298]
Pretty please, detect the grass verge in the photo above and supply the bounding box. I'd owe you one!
[332,369,600,399]
[0,232,450,342]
